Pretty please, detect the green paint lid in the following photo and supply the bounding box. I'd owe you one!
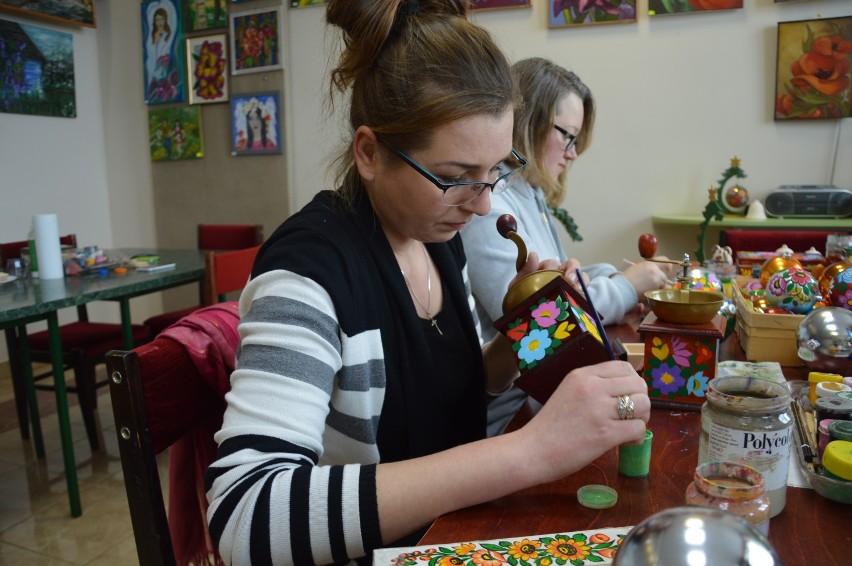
[828,420,852,442]
[578,484,618,509]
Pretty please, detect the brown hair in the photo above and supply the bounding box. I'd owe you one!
[510,57,595,207]
[325,0,519,205]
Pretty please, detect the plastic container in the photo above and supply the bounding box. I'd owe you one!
[698,376,792,518]
[685,461,771,536]
[822,440,852,482]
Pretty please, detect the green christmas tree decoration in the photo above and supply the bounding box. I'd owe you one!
[695,156,746,263]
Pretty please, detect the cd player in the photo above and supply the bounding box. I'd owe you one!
[764,185,852,218]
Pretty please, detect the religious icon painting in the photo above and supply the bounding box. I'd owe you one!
[230,91,282,156]
[186,33,228,104]
[183,0,227,33]
[549,1,637,28]
[471,0,531,10]
[142,0,187,105]
[229,6,282,75]
[148,105,204,161]
[775,16,852,120]
[648,1,742,15]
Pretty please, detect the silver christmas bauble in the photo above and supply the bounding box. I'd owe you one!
[797,306,852,374]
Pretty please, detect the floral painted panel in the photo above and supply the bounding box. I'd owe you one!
[373,527,629,565]
[774,16,852,120]
[643,331,717,407]
[648,0,742,15]
[549,1,637,28]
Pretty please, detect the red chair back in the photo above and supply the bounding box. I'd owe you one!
[197,224,263,251]
[203,245,261,305]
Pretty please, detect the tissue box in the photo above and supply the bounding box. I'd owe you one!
[493,277,611,405]
[733,277,804,366]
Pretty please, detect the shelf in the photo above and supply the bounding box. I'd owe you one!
[652,215,851,229]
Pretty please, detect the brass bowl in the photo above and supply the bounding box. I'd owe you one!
[502,269,563,313]
[645,289,724,325]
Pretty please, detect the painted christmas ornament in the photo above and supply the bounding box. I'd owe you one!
[678,267,723,293]
[827,267,852,311]
[765,267,819,314]
[759,254,802,289]
[819,260,851,300]
[724,183,749,213]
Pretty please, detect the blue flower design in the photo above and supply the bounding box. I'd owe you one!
[518,329,552,365]
[687,372,709,397]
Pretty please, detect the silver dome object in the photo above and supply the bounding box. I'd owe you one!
[796,306,852,375]
[613,506,781,566]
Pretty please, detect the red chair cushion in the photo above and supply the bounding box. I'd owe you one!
[28,322,149,356]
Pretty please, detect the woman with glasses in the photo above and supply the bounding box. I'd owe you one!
[462,58,672,437]
[207,4,650,564]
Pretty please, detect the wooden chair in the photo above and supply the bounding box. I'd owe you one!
[106,303,237,566]
[1,234,148,450]
[143,245,261,339]
[142,224,263,339]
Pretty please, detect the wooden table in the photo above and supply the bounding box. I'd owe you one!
[0,248,204,517]
[419,313,851,564]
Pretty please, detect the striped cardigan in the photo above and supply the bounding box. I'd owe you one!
[205,191,485,565]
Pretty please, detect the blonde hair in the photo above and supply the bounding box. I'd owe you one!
[510,57,595,207]
[325,0,519,206]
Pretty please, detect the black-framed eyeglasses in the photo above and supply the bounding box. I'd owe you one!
[391,147,527,206]
[553,124,577,153]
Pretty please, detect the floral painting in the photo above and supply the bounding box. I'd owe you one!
[230,91,281,155]
[648,0,742,15]
[775,16,852,120]
[373,527,629,566]
[643,331,717,408]
[142,0,186,105]
[0,0,95,28]
[0,18,75,117]
[186,33,228,104]
[229,6,281,75]
[148,105,203,161]
[549,1,636,28]
[183,0,226,33]
[471,0,531,10]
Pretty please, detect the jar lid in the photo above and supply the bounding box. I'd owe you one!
[816,381,852,398]
[694,461,765,500]
[822,440,852,481]
[577,484,618,509]
[814,396,852,415]
[828,421,852,442]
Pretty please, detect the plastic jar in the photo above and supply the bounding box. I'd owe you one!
[822,440,852,482]
[698,376,792,518]
[685,461,771,536]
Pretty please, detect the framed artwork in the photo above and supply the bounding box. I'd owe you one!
[290,0,325,7]
[142,0,187,105]
[229,6,282,75]
[0,18,76,117]
[230,91,282,156]
[183,0,227,33]
[549,1,637,28]
[0,0,95,28]
[148,105,204,161]
[186,33,228,104]
[649,1,742,15]
[775,16,852,120]
[471,0,530,9]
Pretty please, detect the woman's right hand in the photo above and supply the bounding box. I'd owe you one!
[623,261,671,297]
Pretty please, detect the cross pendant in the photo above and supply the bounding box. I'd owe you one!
[430,318,443,336]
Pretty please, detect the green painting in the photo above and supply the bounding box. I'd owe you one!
[148,105,204,161]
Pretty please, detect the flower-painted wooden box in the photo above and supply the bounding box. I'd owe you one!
[639,312,725,410]
[494,276,611,405]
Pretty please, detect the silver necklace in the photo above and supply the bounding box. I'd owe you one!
[398,243,442,335]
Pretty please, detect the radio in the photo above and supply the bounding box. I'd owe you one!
[764,185,852,218]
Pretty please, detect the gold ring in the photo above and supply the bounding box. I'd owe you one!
[616,395,634,420]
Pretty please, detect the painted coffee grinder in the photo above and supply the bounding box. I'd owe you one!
[492,214,616,404]
[637,234,726,409]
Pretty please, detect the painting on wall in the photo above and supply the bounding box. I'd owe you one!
[549,1,636,28]
[775,16,852,120]
[0,18,76,117]
[230,91,282,156]
[186,33,228,104]
[648,1,742,15]
[184,0,227,33]
[290,0,325,7]
[229,6,282,75]
[142,0,186,105]
[148,105,204,161]
[0,0,95,28]
[471,0,531,10]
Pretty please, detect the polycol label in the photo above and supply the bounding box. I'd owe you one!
[704,421,791,491]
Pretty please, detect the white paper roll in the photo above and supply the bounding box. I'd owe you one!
[33,213,64,280]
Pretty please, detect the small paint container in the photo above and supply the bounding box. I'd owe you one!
[822,440,852,482]
[685,461,771,536]
[577,484,617,509]
[816,381,852,399]
[814,397,852,424]
[829,421,852,444]
[819,419,838,461]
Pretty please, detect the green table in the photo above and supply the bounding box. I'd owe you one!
[0,248,204,517]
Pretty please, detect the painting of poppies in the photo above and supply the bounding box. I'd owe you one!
[549,1,636,28]
[471,0,530,10]
[775,17,852,120]
[648,0,742,15]
[148,105,204,161]
[186,33,228,104]
[229,6,281,75]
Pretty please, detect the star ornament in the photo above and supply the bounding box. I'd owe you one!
[730,156,741,168]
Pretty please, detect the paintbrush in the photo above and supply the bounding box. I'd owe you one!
[576,268,616,361]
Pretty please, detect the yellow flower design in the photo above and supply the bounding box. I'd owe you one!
[651,336,670,360]
[553,321,575,340]
[453,543,476,556]
[507,539,540,562]
[546,537,591,561]
[437,556,465,566]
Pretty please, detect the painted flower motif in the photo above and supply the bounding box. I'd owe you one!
[507,320,529,342]
[545,537,591,562]
[652,362,686,396]
[437,556,465,566]
[576,309,601,343]
[837,287,852,309]
[518,329,552,364]
[651,336,670,361]
[470,549,508,565]
[689,0,742,9]
[507,539,540,562]
[687,372,709,397]
[767,275,787,297]
[791,40,851,96]
[695,343,714,365]
[532,301,562,328]
[453,543,476,556]
[194,40,226,100]
[553,320,575,340]
[669,336,692,367]
[589,533,611,544]
[599,547,618,559]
